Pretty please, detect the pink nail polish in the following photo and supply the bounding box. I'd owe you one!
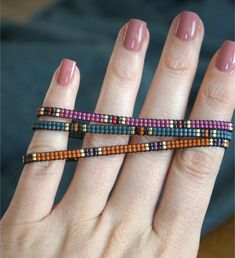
[176,11,200,41]
[57,59,76,86]
[123,19,147,51]
[215,41,235,72]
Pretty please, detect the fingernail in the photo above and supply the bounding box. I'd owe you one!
[57,59,76,86]
[176,11,200,41]
[215,41,235,72]
[123,18,147,51]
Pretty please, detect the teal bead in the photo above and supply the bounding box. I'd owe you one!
[32,121,232,143]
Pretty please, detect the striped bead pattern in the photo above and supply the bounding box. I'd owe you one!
[32,121,233,140]
[23,138,230,164]
[36,107,234,131]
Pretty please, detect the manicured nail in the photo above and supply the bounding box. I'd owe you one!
[57,59,76,86]
[123,19,147,51]
[176,11,200,41]
[215,41,235,72]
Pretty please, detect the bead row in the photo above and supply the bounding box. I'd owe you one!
[36,107,234,131]
[23,138,230,164]
[32,121,233,140]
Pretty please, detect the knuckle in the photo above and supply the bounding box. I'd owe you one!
[27,136,65,154]
[14,228,36,249]
[109,63,136,81]
[24,160,61,177]
[97,209,135,255]
[108,55,140,83]
[152,227,175,256]
[154,220,199,257]
[162,47,196,76]
[1,221,43,251]
[202,77,235,110]
[24,144,64,175]
[63,219,92,246]
[175,149,221,182]
[110,222,127,244]
[105,220,134,253]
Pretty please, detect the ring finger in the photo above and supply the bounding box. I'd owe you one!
[154,41,235,249]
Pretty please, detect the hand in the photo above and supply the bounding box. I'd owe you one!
[1,11,235,258]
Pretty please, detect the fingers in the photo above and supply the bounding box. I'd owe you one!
[154,41,235,243]
[107,12,204,223]
[3,59,80,223]
[58,19,149,220]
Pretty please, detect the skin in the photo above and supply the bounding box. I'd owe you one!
[1,12,235,258]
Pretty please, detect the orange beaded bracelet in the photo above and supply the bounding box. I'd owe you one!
[23,138,230,164]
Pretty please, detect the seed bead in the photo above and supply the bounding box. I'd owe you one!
[23,138,230,164]
[32,121,233,140]
[36,107,233,131]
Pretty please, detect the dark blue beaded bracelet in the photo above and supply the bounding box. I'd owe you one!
[32,121,233,140]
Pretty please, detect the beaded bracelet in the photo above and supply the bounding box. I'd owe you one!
[23,138,230,164]
[32,121,233,140]
[36,107,234,131]
[22,107,233,164]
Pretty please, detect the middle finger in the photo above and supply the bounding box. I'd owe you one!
[107,11,204,223]
[59,19,149,220]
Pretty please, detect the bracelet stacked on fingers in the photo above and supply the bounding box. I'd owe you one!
[23,138,230,163]
[32,121,233,140]
[22,106,233,164]
[36,107,233,130]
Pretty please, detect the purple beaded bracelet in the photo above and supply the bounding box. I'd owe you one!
[36,107,234,131]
